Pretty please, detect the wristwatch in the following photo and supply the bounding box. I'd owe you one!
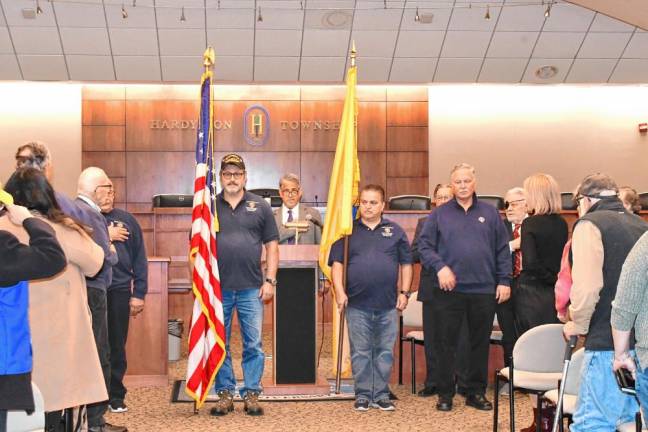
[265,277,277,287]
[400,290,411,298]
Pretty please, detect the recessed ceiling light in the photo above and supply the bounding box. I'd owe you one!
[535,65,558,79]
[322,10,352,29]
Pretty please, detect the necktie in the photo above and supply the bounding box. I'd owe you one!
[513,224,522,277]
[287,209,295,244]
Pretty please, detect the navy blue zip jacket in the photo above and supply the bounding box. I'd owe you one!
[103,208,148,299]
[418,194,511,294]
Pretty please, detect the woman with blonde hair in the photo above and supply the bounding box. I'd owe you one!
[515,173,568,337]
[515,173,569,432]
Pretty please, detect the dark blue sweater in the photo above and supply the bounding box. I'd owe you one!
[103,208,148,299]
[418,196,511,294]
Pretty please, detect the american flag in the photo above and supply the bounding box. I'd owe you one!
[186,60,226,408]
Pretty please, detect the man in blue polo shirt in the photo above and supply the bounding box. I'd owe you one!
[419,163,511,412]
[329,184,413,412]
[210,153,279,418]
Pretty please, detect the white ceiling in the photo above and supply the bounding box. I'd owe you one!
[0,0,646,83]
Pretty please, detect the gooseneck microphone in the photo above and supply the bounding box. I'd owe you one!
[305,213,323,228]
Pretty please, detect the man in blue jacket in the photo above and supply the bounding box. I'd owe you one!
[419,163,511,412]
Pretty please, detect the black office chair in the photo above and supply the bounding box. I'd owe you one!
[388,195,431,210]
[248,188,282,207]
[561,192,577,210]
[152,194,193,207]
[639,192,648,211]
[478,195,505,210]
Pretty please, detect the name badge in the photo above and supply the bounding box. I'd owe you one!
[246,201,258,212]
[382,226,393,237]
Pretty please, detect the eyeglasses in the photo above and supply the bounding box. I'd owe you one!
[95,184,114,195]
[504,198,526,210]
[221,171,245,180]
[281,188,300,197]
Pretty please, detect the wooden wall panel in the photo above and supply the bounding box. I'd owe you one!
[300,101,343,152]
[357,102,386,152]
[387,126,428,151]
[82,151,126,177]
[111,176,126,203]
[300,152,334,203]
[358,152,387,189]
[125,100,199,151]
[387,152,429,177]
[82,100,125,126]
[386,177,429,198]
[126,151,194,202]
[83,126,125,151]
[387,101,428,126]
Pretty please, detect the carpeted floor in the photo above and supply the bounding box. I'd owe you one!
[106,325,534,431]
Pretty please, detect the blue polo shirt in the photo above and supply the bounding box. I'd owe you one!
[328,218,412,311]
[418,195,511,294]
[215,191,279,291]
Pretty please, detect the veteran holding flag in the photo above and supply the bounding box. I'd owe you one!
[318,44,361,392]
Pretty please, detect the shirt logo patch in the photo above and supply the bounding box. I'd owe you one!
[381,226,393,237]
[245,201,258,212]
[478,216,485,223]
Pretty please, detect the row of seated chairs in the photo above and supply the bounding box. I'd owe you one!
[399,316,645,432]
[388,193,648,211]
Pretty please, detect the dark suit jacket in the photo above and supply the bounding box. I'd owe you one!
[412,216,435,302]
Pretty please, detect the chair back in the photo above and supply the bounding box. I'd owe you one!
[477,195,505,210]
[388,195,431,210]
[564,347,585,395]
[512,323,565,373]
[402,291,422,327]
[640,192,648,211]
[7,382,45,432]
[561,192,577,210]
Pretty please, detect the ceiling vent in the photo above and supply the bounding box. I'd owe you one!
[22,8,37,19]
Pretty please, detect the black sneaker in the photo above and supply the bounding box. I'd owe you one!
[372,399,396,411]
[354,399,370,412]
[108,401,128,413]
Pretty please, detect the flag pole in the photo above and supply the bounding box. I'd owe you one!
[334,43,357,395]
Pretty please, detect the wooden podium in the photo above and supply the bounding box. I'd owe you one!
[263,245,330,395]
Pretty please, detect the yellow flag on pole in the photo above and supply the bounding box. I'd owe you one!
[318,59,360,378]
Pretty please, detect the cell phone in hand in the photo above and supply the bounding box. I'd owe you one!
[615,368,636,395]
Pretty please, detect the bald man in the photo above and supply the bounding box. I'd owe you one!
[75,167,124,432]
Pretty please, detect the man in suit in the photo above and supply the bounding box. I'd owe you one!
[273,173,322,245]
[500,187,527,367]
[75,167,124,432]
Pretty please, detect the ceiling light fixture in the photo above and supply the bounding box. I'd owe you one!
[132,0,136,7]
[180,6,186,21]
[35,0,43,14]
[484,4,490,20]
[414,6,420,22]
[121,3,128,19]
[257,6,262,22]
[544,3,551,17]
[535,65,558,79]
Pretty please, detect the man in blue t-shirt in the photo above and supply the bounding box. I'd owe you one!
[329,184,413,412]
[419,163,511,412]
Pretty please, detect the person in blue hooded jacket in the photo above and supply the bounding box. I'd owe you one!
[0,199,66,432]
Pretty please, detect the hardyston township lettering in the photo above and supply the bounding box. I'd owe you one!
[149,120,232,130]
[149,119,339,131]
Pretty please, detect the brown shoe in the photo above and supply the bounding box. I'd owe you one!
[243,391,264,416]
[209,390,234,416]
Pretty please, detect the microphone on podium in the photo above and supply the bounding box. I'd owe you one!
[305,213,323,228]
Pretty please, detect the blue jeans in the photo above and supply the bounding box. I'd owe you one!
[571,350,638,432]
[346,306,397,403]
[637,365,648,427]
[214,288,265,397]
